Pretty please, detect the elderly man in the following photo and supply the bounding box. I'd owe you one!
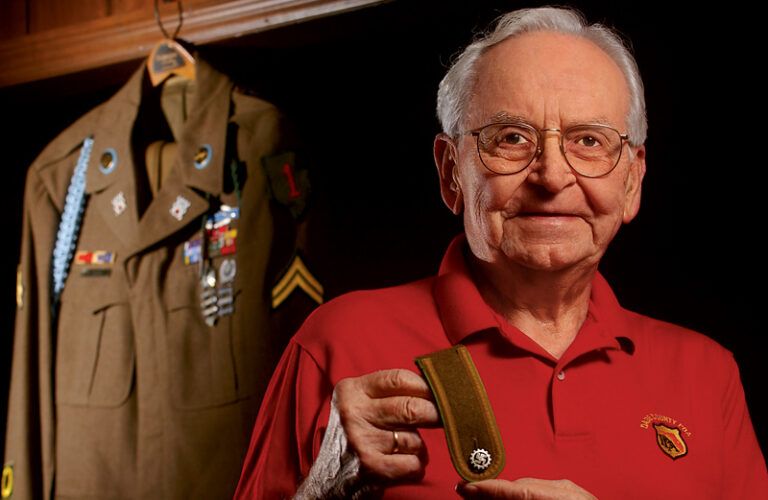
[234,7,767,499]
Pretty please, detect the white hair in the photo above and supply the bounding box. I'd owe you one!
[436,7,647,146]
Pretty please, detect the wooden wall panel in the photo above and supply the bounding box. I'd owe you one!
[0,0,28,40]
[29,0,109,33]
[110,0,151,15]
[0,0,387,88]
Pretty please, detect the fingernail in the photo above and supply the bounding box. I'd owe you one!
[455,482,477,497]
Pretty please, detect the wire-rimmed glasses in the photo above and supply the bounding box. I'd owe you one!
[465,122,630,178]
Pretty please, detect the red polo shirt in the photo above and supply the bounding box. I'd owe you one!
[235,236,767,499]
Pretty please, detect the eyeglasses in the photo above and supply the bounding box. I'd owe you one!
[464,122,630,178]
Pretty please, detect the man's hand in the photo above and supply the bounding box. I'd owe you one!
[456,478,597,499]
[334,369,440,482]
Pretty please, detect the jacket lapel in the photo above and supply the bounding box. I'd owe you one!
[81,57,233,259]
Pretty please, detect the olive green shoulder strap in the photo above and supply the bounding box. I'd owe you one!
[415,344,505,482]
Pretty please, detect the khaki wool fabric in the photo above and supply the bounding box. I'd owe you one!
[4,57,312,499]
[416,345,506,482]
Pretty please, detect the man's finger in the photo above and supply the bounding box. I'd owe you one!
[361,369,433,399]
[369,395,440,427]
[372,429,425,455]
[358,452,426,482]
[456,478,597,499]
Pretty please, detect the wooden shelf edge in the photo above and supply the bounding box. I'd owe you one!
[0,0,386,88]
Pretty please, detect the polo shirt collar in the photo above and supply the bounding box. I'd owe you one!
[433,234,636,359]
[433,235,499,345]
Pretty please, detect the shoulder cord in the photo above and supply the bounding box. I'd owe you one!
[51,137,94,309]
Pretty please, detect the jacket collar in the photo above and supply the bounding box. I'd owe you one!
[66,56,234,256]
[433,234,636,360]
[84,56,232,198]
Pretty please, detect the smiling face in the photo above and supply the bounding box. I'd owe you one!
[435,31,646,273]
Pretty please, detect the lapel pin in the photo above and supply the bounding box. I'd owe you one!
[111,191,127,216]
[170,195,191,221]
[194,144,213,170]
[99,148,118,174]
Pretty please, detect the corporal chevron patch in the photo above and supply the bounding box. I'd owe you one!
[271,254,324,308]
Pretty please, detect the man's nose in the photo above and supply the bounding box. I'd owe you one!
[525,132,576,193]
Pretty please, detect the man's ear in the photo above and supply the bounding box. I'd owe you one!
[434,133,464,215]
[623,145,646,223]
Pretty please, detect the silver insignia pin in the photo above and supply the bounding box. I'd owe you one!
[469,448,492,471]
[111,192,127,216]
[170,195,191,221]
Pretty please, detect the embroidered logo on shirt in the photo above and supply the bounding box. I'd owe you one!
[653,424,688,459]
[640,413,691,460]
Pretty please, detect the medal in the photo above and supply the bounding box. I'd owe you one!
[216,258,236,318]
[200,264,218,326]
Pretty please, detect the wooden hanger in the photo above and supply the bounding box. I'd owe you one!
[147,0,196,86]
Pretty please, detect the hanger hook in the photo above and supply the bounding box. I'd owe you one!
[154,0,184,40]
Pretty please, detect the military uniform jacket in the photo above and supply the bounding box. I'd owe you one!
[3,57,313,499]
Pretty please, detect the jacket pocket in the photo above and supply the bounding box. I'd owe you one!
[56,287,134,407]
[165,278,242,409]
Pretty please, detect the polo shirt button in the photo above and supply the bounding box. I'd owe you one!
[556,370,566,381]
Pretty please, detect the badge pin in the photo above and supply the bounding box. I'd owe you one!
[111,191,127,216]
[99,148,118,175]
[469,448,492,471]
[194,144,213,170]
[170,195,192,221]
[218,258,236,283]
[212,205,239,228]
[183,239,202,265]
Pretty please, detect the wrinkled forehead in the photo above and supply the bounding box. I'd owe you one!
[468,31,631,129]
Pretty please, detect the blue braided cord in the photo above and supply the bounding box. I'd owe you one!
[52,137,94,302]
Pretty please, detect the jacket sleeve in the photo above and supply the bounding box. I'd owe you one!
[234,340,333,499]
[720,354,768,499]
[3,168,58,500]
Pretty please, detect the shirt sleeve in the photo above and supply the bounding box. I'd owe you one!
[720,353,768,498]
[234,340,333,499]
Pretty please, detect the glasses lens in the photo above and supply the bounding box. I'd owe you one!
[477,123,537,174]
[563,125,623,177]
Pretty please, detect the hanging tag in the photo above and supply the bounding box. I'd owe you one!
[147,39,196,86]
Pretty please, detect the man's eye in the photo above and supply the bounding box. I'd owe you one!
[576,135,601,147]
[497,131,529,145]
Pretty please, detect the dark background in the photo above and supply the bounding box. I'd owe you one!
[2,0,765,464]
